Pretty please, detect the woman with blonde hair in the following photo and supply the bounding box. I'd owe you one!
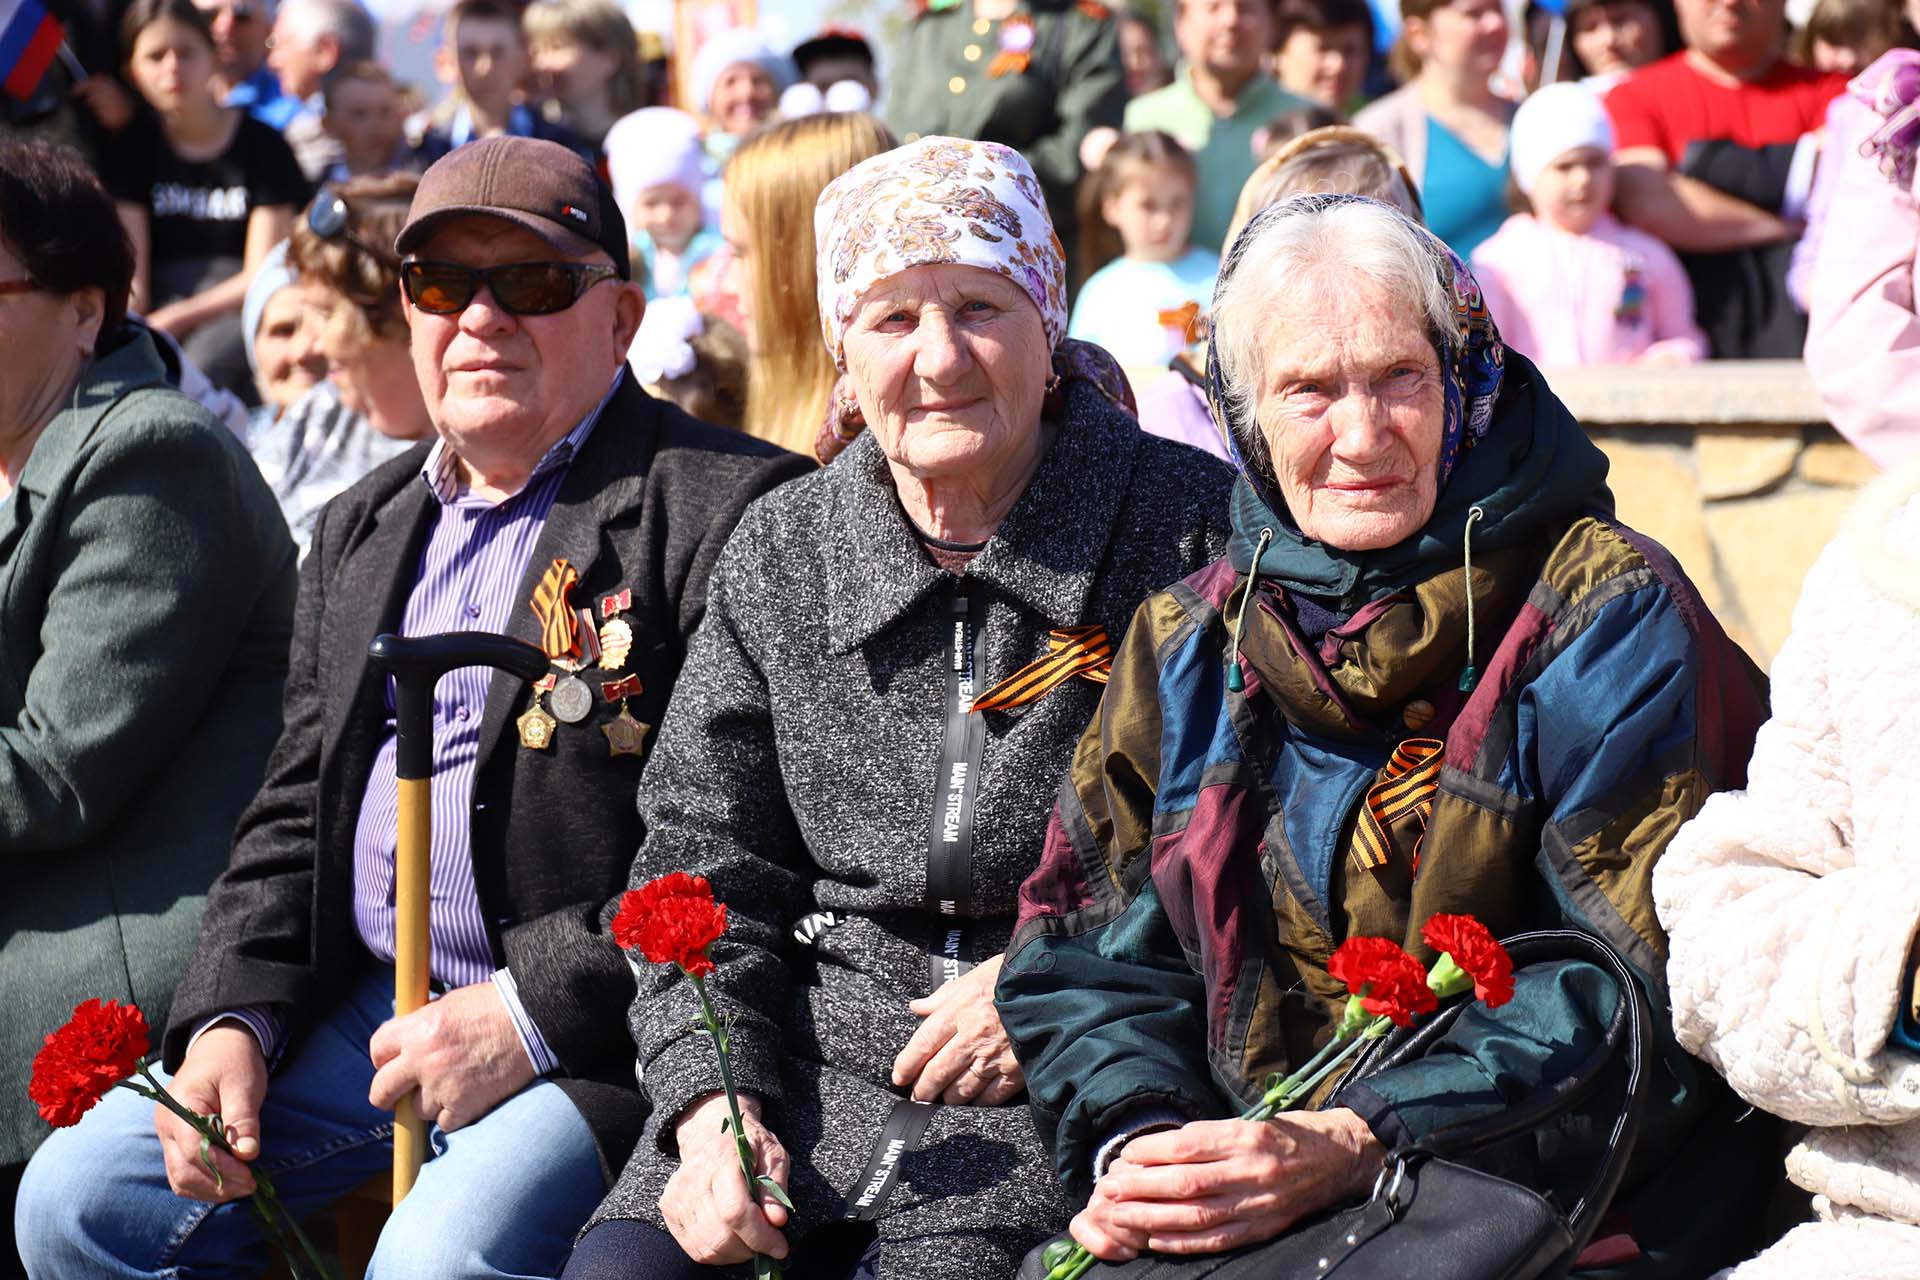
[524,0,646,151]
[717,112,894,457]
[1133,126,1424,459]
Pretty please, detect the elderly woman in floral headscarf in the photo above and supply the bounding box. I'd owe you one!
[562,137,1235,1280]
[995,193,1784,1277]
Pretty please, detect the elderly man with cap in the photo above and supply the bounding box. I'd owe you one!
[15,135,810,1280]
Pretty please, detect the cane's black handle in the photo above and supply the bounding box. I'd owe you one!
[369,632,550,779]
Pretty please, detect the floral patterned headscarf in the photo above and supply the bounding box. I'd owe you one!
[811,135,1133,462]
[1206,194,1505,513]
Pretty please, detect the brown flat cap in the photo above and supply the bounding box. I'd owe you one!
[395,135,631,279]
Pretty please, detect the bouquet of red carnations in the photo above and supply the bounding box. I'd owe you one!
[1039,914,1515,1280]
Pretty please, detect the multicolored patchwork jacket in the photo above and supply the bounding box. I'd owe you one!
[997,362,1781,1275]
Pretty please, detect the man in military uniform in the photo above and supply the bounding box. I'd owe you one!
[885,0,1126,268]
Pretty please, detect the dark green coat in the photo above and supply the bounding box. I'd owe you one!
[884,0,1126,256]
[0,326,295,1166]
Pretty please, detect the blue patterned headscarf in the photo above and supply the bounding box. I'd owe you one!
[1206,194,1506,515]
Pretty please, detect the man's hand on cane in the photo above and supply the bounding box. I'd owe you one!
[368,982,535,1132]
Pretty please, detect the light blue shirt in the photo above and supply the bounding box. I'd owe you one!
[635,226,724,300]
[1067,248,1221,370]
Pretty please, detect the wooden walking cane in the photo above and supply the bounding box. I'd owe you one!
[367,632,549,1201]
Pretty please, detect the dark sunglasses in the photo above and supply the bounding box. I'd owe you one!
[399,259,620,316]
[307,189,396,267]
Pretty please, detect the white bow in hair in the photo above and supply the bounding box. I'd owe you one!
[630,296,705,385]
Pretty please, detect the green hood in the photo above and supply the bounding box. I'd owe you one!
[1227,354,1614,606]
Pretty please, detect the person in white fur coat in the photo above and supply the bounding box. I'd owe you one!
[1655,458,1920,1279]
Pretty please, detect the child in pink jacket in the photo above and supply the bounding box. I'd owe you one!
[1471,83,1707,367]
[1805,50,1920,471]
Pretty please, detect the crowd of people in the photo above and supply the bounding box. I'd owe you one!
[3,0,1920,1274]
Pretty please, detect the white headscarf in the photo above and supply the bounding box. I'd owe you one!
[688,29,795,116]
[1508,82,1616,196]
[604,107,708,220]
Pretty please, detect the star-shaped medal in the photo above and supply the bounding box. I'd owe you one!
[602,705,650,757]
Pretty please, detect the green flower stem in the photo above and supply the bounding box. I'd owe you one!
[1242,1029,1351,1119]
[687,971,783,1280]
[1248,1030,1374,1121]
[118,1064,339,1280]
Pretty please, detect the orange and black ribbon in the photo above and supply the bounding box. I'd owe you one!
[1157,301,1205,345]
[530,558,579,661]
[987,14,1035,76]
[1351,737,1445,874]
[970,625,1112,714]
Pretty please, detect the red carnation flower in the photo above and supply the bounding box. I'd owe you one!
[29,999,150,1128]
[613,873,727,977]
[1328,936,1438,1027]
[1421,914,1514,1008]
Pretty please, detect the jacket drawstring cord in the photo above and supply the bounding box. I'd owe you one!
[1459,506,1486,693]
[1226,526,1274,694]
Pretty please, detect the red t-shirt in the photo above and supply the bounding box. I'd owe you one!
[1604,52,1846,166]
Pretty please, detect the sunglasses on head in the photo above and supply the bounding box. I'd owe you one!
[307,189,397,267]
[398,259,620,316]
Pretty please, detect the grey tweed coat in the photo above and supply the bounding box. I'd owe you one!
[589,384,1234,1276]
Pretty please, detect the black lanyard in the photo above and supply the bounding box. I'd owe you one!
[841,588,989,1222]
[843,1099,938,1222]
[926,587,986,988]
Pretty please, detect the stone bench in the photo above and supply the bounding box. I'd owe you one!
[1548,359,1873,669]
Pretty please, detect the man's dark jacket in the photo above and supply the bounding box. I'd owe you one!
[161,377,810,1178]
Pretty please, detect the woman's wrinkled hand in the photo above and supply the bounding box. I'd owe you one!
[660,1092,791,1266]
[1070,1109,1386,1261]
[893,953,1024,1105]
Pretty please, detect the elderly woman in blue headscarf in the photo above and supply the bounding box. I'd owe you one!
[995,194,1784,1276]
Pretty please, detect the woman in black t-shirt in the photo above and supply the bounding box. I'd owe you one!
[106,0,307,397]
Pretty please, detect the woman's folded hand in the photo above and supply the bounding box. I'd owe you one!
[893,953,1026,1106]
[660,1092,792,1265]
[1070,1109,1387,1261]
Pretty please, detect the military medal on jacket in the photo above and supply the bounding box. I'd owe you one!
[527,558,592,741]
[518,674,559,750]
[600,673,648,757]
[526,560,643,745]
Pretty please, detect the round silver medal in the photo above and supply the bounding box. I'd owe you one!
[549,674,593,724]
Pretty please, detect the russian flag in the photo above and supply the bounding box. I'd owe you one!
[0,0,64,102]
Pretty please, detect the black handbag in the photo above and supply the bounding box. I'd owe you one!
[1017,930,1654,1280]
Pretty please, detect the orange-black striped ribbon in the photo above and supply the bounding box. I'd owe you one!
[1350,737,1445,873]
[970,625,1112,714]
[529,558,579,660]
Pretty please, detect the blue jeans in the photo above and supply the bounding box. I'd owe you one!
[15,969,604,1279]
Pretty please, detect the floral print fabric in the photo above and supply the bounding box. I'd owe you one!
[814,135,1069,368]
[809,134,1137,464]
[1205,194,1506,507]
